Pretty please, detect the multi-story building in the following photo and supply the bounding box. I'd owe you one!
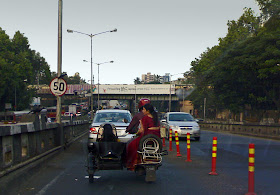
[141,72,170,83]
[141,72,155,83]
[162,73,170,83]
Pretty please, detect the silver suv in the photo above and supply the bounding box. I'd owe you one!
[161,112,200,141]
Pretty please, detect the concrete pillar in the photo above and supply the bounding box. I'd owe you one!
[2,136,13,166]
[21,134,28,159]
[40,113,47,130]
[36,132,42,154]
[13,134,22,164]
[28,132,36,157]
[54,125,64,147]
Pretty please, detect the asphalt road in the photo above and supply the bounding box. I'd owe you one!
[1,130,280,195]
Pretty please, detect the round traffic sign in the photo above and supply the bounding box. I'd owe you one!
[50,77,67,96]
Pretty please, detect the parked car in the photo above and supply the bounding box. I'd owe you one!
[88,109,133,144]
[160,112,200,141]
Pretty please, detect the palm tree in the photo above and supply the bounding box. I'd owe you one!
[134,77,141,84]
[155,74,161,83]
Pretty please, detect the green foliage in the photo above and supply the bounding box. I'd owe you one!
[256,0,280,21]
[146,81,161,84]
[63,73,85,84]
[0,28,52,111]
[134,77,141,84]
[189,4,280,114]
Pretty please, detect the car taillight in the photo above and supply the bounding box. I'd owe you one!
[90,127,98,134]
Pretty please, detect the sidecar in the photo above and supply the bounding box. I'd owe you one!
[87,123,165,183]
[87,123,127,182]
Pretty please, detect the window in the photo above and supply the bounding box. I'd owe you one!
[169,114,194,122]
[93,112,131,123]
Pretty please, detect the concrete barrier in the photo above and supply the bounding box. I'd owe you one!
[199,122,280,140]
[0,113,89,176]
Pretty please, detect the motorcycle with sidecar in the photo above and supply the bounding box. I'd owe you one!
[86,123,166,183]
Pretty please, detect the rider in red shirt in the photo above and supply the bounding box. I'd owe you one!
[126,103,160,171]
[125,98,151,134]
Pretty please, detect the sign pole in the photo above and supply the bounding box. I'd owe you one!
[56,0,63,124]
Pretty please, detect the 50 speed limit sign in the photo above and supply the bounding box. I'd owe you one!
[50,77,67,96]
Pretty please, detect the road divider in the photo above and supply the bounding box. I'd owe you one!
[246,143,256,195]
[169,129,173,151]
[175,131,182,157]
[185,133,192,162]
[209,137,218,175]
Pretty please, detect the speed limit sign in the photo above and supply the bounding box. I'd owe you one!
[50,77,67,96]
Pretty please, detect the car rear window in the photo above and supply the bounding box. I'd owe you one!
[93,112,132,123]
[169,114,194,122]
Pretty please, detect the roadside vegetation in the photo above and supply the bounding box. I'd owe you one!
[187,0,280,120]
[0,29,85,111]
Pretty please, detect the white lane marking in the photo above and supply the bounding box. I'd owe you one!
[36,170,66,195]
[85,175,101,179]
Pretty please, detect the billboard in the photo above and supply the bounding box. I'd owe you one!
[94,84,175,95]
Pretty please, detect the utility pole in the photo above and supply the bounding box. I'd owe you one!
[56,0,63,124]
[135,85,137,114]
[204,97,206,120]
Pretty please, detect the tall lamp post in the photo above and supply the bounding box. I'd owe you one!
[169,73,184,112]
[67,28,117,119]
[96,61,114,110]
[134,85,137,114]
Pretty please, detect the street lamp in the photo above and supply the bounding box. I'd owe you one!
[169,73,184,112]
[67,28,117,118]
[135,85,137,114]
[96,61,114,110]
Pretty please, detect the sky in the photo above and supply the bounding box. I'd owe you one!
[0,0,260,84]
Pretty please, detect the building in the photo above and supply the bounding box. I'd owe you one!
[162,73,170,83]
[141,72,170,84]
[141,72,155,83]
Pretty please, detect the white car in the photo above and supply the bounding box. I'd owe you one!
[161,112,200,141]
[88,109,133,144]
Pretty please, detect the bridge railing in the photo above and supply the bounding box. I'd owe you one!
[0,113,90,177]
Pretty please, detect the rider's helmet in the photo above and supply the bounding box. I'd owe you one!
[138,98,151,110]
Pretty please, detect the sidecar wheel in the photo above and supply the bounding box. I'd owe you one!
[89,174,94,183]
[138,134,162,153]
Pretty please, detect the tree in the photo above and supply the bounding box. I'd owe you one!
[155,75,161,83]
[134,77,141,84]
[0,29,52,110]
[189,8,263,113]
[256,0,280,21]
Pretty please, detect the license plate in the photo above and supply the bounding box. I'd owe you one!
[181,130,191,135]
[117,130,125,135]
[181,128,191,130]
[147,166,156,171]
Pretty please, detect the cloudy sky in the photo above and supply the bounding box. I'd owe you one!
[0,0,260,84]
